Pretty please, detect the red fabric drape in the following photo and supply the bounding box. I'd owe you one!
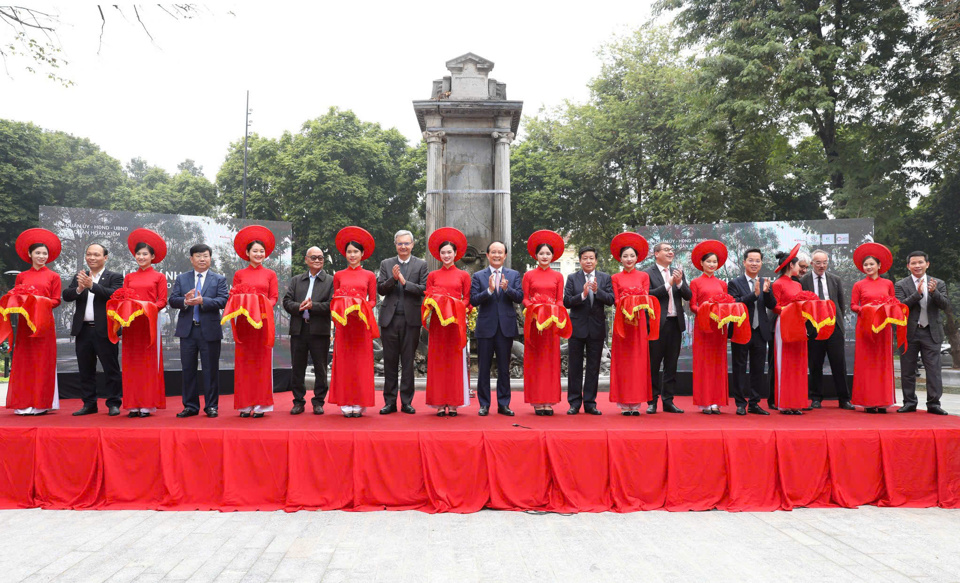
[613,294,660,341]
[523,303,573,340]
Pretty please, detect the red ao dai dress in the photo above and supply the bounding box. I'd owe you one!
[424,265,472,408]
[231,265,279,413]
[121,267,168,412]
[850,277,897,408]
[772,275,809,410]
[328,266,378,413]
[609,268,653,408]
[689,273,730,409]
[5,266,61,413]
[522,266,566,406]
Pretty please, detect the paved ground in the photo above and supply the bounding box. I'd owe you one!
[3,506,960,583]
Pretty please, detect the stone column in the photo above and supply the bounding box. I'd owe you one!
[423,130,446,269]
[492,131,515,258]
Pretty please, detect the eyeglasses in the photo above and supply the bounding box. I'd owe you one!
[812,261,828,266]
[307,255,324,261]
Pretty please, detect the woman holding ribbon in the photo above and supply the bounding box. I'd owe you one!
[771,244,810,415]
[850,243,903,413]
[108,228,168,417]
[223,226,279,418]
[422,227,473,417]
[1,229,62,415]
[328,226,379,417]
[689,240,740,414]
[609,232,659,415]
[522,230,570,416]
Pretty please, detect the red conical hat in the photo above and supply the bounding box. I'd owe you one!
[15,228,61,264]
[234,225,276,260]
[428,227,467,262]
[127,228,167,263]
[853,242,893,274]
[774,243,801,274]
[335,226,375,261]
[610,232,649,262]
[527,230,564,260]
[691,240,728,272]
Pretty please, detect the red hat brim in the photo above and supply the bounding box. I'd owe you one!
[691,239,728,272]
[127,228,167,264]
[335,226,375,261]
[853,242,893,274]
[16,228,62,264]
[610,232,649,262]
[527,230,565,260]
[774,243,802,274]
[429,227,467,262]
[234,225,276,260]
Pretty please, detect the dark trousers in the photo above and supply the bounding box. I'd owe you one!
[649,317,682,405]
[180,324,221,411]
[808,329,850,402]
[75,324,122,408]
[477,329,514,409]
[731,330,766,407]
[381,313,420,407]
[567,336,604,409]
[289,332,330,407]
[900,326,943,407]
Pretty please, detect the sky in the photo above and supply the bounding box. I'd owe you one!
[2,2,660,180]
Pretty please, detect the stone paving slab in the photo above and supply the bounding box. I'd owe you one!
[2,507,960,582]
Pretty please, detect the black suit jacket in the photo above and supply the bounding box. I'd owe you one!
[282,270,334,336]
[727,274,777,342]
[800,271,846,335]
[645,263,692,332]
[563,270,614,339]
[895,275,950,343]
[376,256,428,327]
[62,269,124,337]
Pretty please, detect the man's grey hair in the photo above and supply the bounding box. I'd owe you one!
[797,252,812,263]
[394,230,415,244]
[811,249,829,260]
[653,242,671,253]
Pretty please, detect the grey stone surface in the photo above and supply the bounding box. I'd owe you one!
[2,507,960,582]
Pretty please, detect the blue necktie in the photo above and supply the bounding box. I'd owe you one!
[193,273,203,323]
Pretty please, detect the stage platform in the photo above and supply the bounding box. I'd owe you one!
[2,393,959,513]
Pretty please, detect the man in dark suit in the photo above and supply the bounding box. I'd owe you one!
[563,246,614,415]
[376,229,428,414]
[800,250,854,410]
[727,248,775,416]
[62,243,124,416]
[470,241,522,416]
[282,246,334,415]
[169,243,229,418]
[645,242,690,414]
[895,250,951,415]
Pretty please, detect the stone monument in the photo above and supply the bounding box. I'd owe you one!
[413,53,523,271]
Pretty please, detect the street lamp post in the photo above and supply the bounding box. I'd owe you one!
[242,90,252,219]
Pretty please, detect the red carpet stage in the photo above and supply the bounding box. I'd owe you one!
[2,393,960,513]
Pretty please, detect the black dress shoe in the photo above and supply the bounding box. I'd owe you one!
[448,409,458,417]
[108,406,120,416]
[662,402,684,414]
[497,406,515,416]
[128,411,140,418]
[32,410,48,416]
[205,407,218,418]
[140,411,151,418]
[811,400,822,409]
[839,401,856,410]
[313,405,324,415]
[631,410,640,416]
[877,407,887,414]
[380,404,398,415]
[567,407,580,415]
[400,404,416,414]
[545,408,554,416]
[290,403,305,415]
[585,407,602,416]
[478,406,489,416]
[73,404,98,416]
[535,409,545,416]
[747,405,770,416]
[437,409,447,417]
[252,412,265,418]
[622,411,632,416]
[897,405,917,413]
[646,402,658,414]
[176,408,198,418]
[736,406,746,416]
[864,407,877,414]
[928,405,948,416]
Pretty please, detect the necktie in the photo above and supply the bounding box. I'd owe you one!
[495,269,501,295]
[817,276,825,300]
[919,277,929,327]
[664,268,675,316]
[193,273,203,323]
[587,273,594,306]
[752,279,759,329]
[304,275,316,322]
